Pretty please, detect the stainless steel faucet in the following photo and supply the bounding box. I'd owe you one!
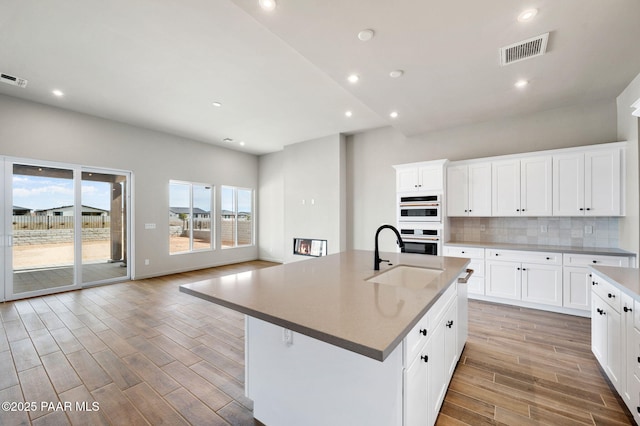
[374,224,405,270]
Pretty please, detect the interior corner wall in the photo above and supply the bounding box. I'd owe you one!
[617,71,640,257]
[347,100,619,252]
[283,134,345,263]
[258,150,285,262]
[0,94,259,279]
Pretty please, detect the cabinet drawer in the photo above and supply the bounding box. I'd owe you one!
[592,274,621,312]
[486,249,561,265]
[443,246,484,260]
[403,283,456,366]
[563,253,630,268]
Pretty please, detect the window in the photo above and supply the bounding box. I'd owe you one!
[221,186,253,248]
[169,181,213,254]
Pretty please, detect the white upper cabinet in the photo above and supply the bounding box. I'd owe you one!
[395,160,447,193]
[553,148,622,216]
[491,160,520,216]
[491,156,551,216]
[520,156,553,216]
[446,163,491,216]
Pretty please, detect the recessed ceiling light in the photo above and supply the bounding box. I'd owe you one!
[515,79,529,88]
[345,110,353,117]
[357,29,375,41]
[239,141,246,146]
[389,111,399,119]
[52,89,64,97]
[259,0,276,11]
[517,8,538,22]
[212,101,222,107]
[223,138,233,143]
[389,70,404,78]
[347,74,360,84]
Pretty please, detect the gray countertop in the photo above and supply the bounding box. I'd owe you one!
[591,266,640,300]
[445,241,635,257]
[179,250,469,361]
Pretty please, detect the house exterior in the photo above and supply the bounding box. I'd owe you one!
[34,205,109,217]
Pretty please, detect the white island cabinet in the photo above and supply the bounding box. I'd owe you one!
[589,267,640,425]
[179,251,470,426]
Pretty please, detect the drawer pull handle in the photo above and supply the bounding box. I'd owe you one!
[419,329,427,336]
[546,257,550,260]
[592,260,597,264]
[637,356,640,363]
[592,281,598,286]
[608,293,615,299]
[446,320,454,329]
[458,269,474,284]
[597,308,606,315]
[624,306,633,313]
[421,355,429,363]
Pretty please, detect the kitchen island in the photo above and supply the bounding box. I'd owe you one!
[180,250,470,426]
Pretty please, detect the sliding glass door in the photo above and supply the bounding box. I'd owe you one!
[4,157,131,300]
[81,170,128,284]
[10,163,78,296]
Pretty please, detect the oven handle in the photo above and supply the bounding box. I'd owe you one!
[403,237,440,241]
[457,269,474,284]
[399,203,440,207]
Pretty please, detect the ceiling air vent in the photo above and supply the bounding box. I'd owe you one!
[0,73,28,88]
[499,33,549,66]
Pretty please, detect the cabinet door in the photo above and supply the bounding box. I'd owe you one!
[419,166,443,192]
[606,306,623,392]
[468,163,492,216]
[520,156,552,216]
[397,168,419,192]
[426,318,445,426]
[592,294,607,365]
[521,263,562,306]
[492,160,520,216]
[622,293,634,406]
[585,149,621,216]
[553,153,584,216]
[403,354,428,426]
[562,267,592,311]
[444,301,458,378]
[447,165,469,216]
[486,260,521,300]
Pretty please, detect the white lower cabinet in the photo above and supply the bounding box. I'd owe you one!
[591,273,640,424]
[443,246,485,296]
[485,249,562,306]
[403,289,460,425]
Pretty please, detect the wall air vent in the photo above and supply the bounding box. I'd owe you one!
[0,73,28,88]
[499,33,549,66]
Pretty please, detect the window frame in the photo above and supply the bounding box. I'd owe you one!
[169,180,214,255]
[220,185,254,249]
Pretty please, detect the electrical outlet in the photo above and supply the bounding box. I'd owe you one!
[585,225,593,234]
[480,224,486,232]
[540,225,548,233]
[144,259,150,265]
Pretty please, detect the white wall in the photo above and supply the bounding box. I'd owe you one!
[617,71,640,256]
[0,94,259,279]
[258,151,284,262]
[283,134,346,263]
[347,100,620,251]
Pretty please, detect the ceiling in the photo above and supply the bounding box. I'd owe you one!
[1,0,639,155]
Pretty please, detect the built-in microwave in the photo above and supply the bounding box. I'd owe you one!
[398,194,441,222]
[399,226,441,256]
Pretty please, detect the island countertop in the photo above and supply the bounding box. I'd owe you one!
[179,250,469,361]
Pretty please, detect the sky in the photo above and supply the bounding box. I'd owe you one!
[13,175,112,211]
[170,183,252,213]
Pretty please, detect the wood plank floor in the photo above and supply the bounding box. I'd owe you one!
[0,260,634,425]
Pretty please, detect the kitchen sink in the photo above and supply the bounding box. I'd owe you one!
[365,265,443,290]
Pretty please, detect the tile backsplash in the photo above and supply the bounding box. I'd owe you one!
[448,217,619,248]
